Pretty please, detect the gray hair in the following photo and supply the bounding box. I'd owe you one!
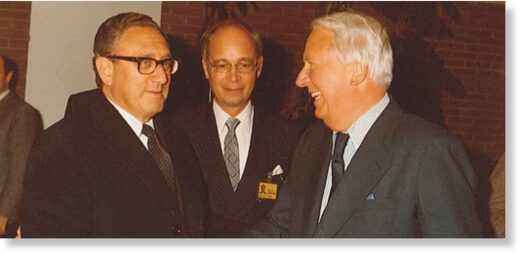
[93,12,168,87]
[311,10,393,86]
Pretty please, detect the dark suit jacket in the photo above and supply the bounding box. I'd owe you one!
[248,99,482,238]
[21,89,206,238]
[0,92,42,225]
[176,103,302,237]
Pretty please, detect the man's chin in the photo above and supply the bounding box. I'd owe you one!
[143,102,165,114]
[313,107,326,120]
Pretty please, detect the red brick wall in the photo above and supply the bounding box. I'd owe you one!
[0,1,31,98]
[161,1,504,165]
[437,2,505,165]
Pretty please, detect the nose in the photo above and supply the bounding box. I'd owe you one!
[151,63,169,85]
[295,65,309,88]
[229,65,241,82]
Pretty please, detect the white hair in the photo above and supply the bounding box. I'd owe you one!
[311,10,393,87]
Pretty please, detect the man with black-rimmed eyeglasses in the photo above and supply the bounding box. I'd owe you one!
[20,12,206,238]
[176,19,302,237]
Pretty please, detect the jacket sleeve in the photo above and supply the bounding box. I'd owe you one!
[245,123,306,238]
[20,127,92,237]
[245,170,292,238]
[416,133,482,237]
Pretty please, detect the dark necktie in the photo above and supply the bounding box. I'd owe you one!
[141,124,176,193]
[331,132,349,195]
[224,117,240,191]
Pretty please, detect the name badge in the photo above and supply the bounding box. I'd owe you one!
[257,182,278,200]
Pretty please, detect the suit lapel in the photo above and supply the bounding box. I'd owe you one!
[191,106,234,196]
[154,116,185,215]
[227,107,272,214]
[87,91,179,214]
[300,123,333,237]
[313,100,401,237]
[235,108,266,192]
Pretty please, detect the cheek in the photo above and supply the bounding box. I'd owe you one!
[162,85,170,99]
[244,75,256,90]
[318,73,343,100]
[310,68,332,91]
[209,75,225,89]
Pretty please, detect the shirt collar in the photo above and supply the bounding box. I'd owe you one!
[106,97,154,138]
[0,89,9,101]
[336,93,390,150]
[213,100,254,134]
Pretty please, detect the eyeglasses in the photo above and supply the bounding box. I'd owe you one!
[206,58,258,74]
[106,55,179,75]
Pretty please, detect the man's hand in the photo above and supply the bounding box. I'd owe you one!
[0,215,8,236]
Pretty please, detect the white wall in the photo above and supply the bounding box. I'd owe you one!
[25,1,162,128]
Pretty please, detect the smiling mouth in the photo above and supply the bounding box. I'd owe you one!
[146,91,164,97]
[311,91,322,100]
[226,86,243,90]
[225,87,244,93]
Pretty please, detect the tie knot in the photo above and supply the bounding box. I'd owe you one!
[225,117,240,132]
[141,124,155,138]
[333,132,349,155]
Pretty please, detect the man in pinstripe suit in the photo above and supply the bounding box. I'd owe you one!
[177,19,302,237]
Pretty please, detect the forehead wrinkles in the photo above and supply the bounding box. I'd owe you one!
[114,27,170,57]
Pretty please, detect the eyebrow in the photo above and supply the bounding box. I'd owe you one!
[139,53,173,60]
[211,57,255,63]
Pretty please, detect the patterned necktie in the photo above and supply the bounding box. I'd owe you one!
[224,117,240,191]
[331,132,349,195]
[141,124,176,193]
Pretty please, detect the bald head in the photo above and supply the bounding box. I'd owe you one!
[201,19,262,62]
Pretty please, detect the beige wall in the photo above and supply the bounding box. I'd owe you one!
[25,1,162,128]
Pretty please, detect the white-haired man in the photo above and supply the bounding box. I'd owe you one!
[248,10,482,238]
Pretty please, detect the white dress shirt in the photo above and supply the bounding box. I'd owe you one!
[213,100,254,179]
[319,93,390,221]
[107,97,154,150]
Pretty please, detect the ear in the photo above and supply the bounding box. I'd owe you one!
[95,57,114,86]
[350,63,368,86]
[202,58,210,79]
[256,55,264,78]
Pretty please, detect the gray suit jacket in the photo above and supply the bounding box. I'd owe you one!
[0,92,42,222]
[248,99,482,237]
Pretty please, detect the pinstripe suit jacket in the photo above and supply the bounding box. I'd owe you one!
[176,103,302,237]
